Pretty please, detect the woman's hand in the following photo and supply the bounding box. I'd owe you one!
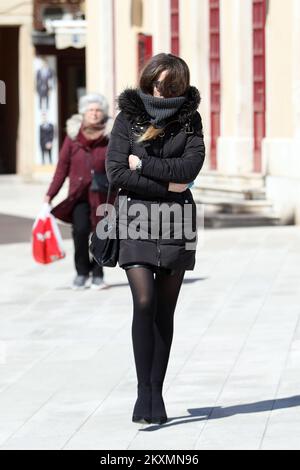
[44,195,51,204]
[129,154,141,171]
[168,182,189,193]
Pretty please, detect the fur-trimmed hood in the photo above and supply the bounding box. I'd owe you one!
[66,114,114,141]
[118,86,201,126]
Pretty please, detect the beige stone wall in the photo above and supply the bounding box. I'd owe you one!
[0,0,32,21]
[266,0,293,139]
[83,0,300,223]
[114,0,171,94]
[86,0,115,115]
[179,0,210,171]
[218,0,253,174]
[151,0,171,55]
[179,0,209,114]
[18,22,35,177]
[86,0,105,93]
[262,0,300,223]
[220,0,235,137]
[0,0,35,178]
[115,0,138,93]
[86,0,149,113]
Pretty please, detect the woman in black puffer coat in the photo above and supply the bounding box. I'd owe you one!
[106,53,205,425]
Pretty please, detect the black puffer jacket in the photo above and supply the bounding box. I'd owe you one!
[106,86,205,272]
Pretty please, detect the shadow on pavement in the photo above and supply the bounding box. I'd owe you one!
[140,395,300,431]
[183,277,207,284]
[54,278,207,290]
[0,213,72,244]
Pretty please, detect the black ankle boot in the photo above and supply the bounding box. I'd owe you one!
[151,382,167,425]
[132,383,152,424]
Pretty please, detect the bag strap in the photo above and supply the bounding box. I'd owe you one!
[104,128,134,213]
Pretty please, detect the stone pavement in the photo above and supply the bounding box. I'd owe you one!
[0,178,300,450]
[1,224,300,450]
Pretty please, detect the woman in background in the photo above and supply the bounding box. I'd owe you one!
[45,94,115,290]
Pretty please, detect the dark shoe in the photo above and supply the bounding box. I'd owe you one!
[72,275,90,290]
[132,383,152,424]
[132,416,152,425]
[151,383,168,425]
[91,276,108,290]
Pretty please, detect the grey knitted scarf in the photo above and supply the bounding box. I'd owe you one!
[138,89,186,129]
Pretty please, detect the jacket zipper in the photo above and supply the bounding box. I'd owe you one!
[134,116,192,269]
[136,118,180,130]
[135,118,193,138]
[157,239,161,267]
[156,130,166,269]
[156,206,161,268]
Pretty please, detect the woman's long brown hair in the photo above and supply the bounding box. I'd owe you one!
[137,53,190,142]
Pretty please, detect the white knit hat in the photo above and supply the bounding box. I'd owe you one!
[78,93,109,116]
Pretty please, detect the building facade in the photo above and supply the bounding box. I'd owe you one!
[0,0,35,176]
[87,0,300,224]
[0,0,86,178]
[1,0,300,223]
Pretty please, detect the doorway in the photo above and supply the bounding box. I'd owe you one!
[35,45,86,148]
[253,0,266,173]
[209,0,221,171]
[0,27,19,174]
[57,50,86,145]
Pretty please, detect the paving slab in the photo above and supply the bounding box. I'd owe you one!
[0,183,300,449]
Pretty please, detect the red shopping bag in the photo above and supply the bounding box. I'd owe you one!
[32,204,65,264]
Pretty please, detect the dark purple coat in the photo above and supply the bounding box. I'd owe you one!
[47,116,115,230]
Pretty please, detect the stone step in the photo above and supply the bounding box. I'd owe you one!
[194,196,274,215]
[194,184,266,201]
[197,171,265,189]
[203,212,281,229]
[0,174,24,184]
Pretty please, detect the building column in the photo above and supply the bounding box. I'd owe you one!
[17,23,35,177]
[86,0,115,115]
[291,0,300,198]
[264,0,293,181]
[191,0,210,174]
[292,0,300,139]
[263,0,293,179]
[292,0,300,223]
[263,0,297,224]
[151,0,171,54]
[179,0,210,175]
[217,0,253,174]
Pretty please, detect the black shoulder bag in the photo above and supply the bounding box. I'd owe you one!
[89,182,119,267]
[89,129,133,267]
[90,170,109,193]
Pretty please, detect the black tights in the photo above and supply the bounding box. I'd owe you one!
[126,267,185,389]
